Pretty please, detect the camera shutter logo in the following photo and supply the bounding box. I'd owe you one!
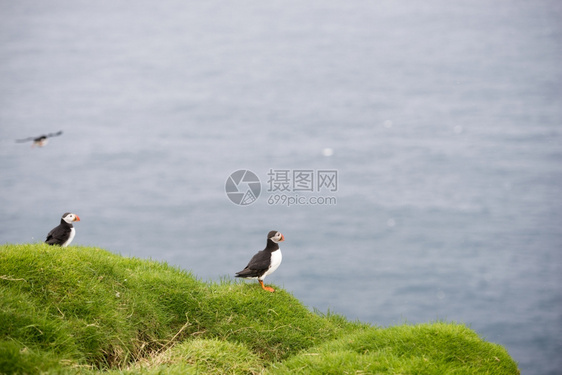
[225,170,261,206]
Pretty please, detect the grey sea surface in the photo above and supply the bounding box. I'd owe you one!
[1,1,561,374]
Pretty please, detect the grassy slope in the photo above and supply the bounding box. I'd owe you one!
[0,244,519,374]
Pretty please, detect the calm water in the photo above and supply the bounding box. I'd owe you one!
[1,1,561,374]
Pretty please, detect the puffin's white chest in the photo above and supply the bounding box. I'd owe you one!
[262,249,282,280]
[62,228,76,247]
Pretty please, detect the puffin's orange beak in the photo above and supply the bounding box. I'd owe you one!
[75,215,81,222]
[280,234,285,242]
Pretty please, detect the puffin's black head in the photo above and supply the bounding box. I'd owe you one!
[62,212,80,224]
[267,230,285,244]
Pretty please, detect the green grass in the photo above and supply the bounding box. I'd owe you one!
[0,243,519,374]
[270,323,518,374]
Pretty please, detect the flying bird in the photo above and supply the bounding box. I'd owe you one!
[45,212,80,247]
[16,131,63,147]
[235,230,284,292]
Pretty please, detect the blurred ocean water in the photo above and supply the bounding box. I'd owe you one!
[1,1,561,374]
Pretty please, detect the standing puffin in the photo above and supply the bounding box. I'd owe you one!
[235,230,284,292]
[16,131,63,147]
[45,212,80,247]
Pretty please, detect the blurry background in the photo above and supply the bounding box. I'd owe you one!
[1,1,561,374]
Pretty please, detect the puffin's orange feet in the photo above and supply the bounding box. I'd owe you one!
[259,280,275,292]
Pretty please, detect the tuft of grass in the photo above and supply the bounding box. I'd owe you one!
[102,338,264,375]
[0,243,519,374]
[270,322,519,374]
[198,280,361,362]
[0,243,206,370]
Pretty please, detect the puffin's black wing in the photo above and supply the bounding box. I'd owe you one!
[15,136,35,143]
[235,250,271,278]
[45,224,71,246]
[46,131,63,138]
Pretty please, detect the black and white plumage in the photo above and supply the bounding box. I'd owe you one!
[45,212,80,247]
[235,230,284,292]
[16,131,63,147]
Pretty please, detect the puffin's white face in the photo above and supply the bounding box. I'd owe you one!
[270,231,285,243]
[62,213,80,224]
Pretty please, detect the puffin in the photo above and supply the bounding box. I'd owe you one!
[45,212,80,247]
[16,131,63,147]
[235,230,284,292]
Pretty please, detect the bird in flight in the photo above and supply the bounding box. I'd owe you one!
[16,131,63,147]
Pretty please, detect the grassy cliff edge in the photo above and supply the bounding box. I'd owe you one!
[0,244,519,374]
